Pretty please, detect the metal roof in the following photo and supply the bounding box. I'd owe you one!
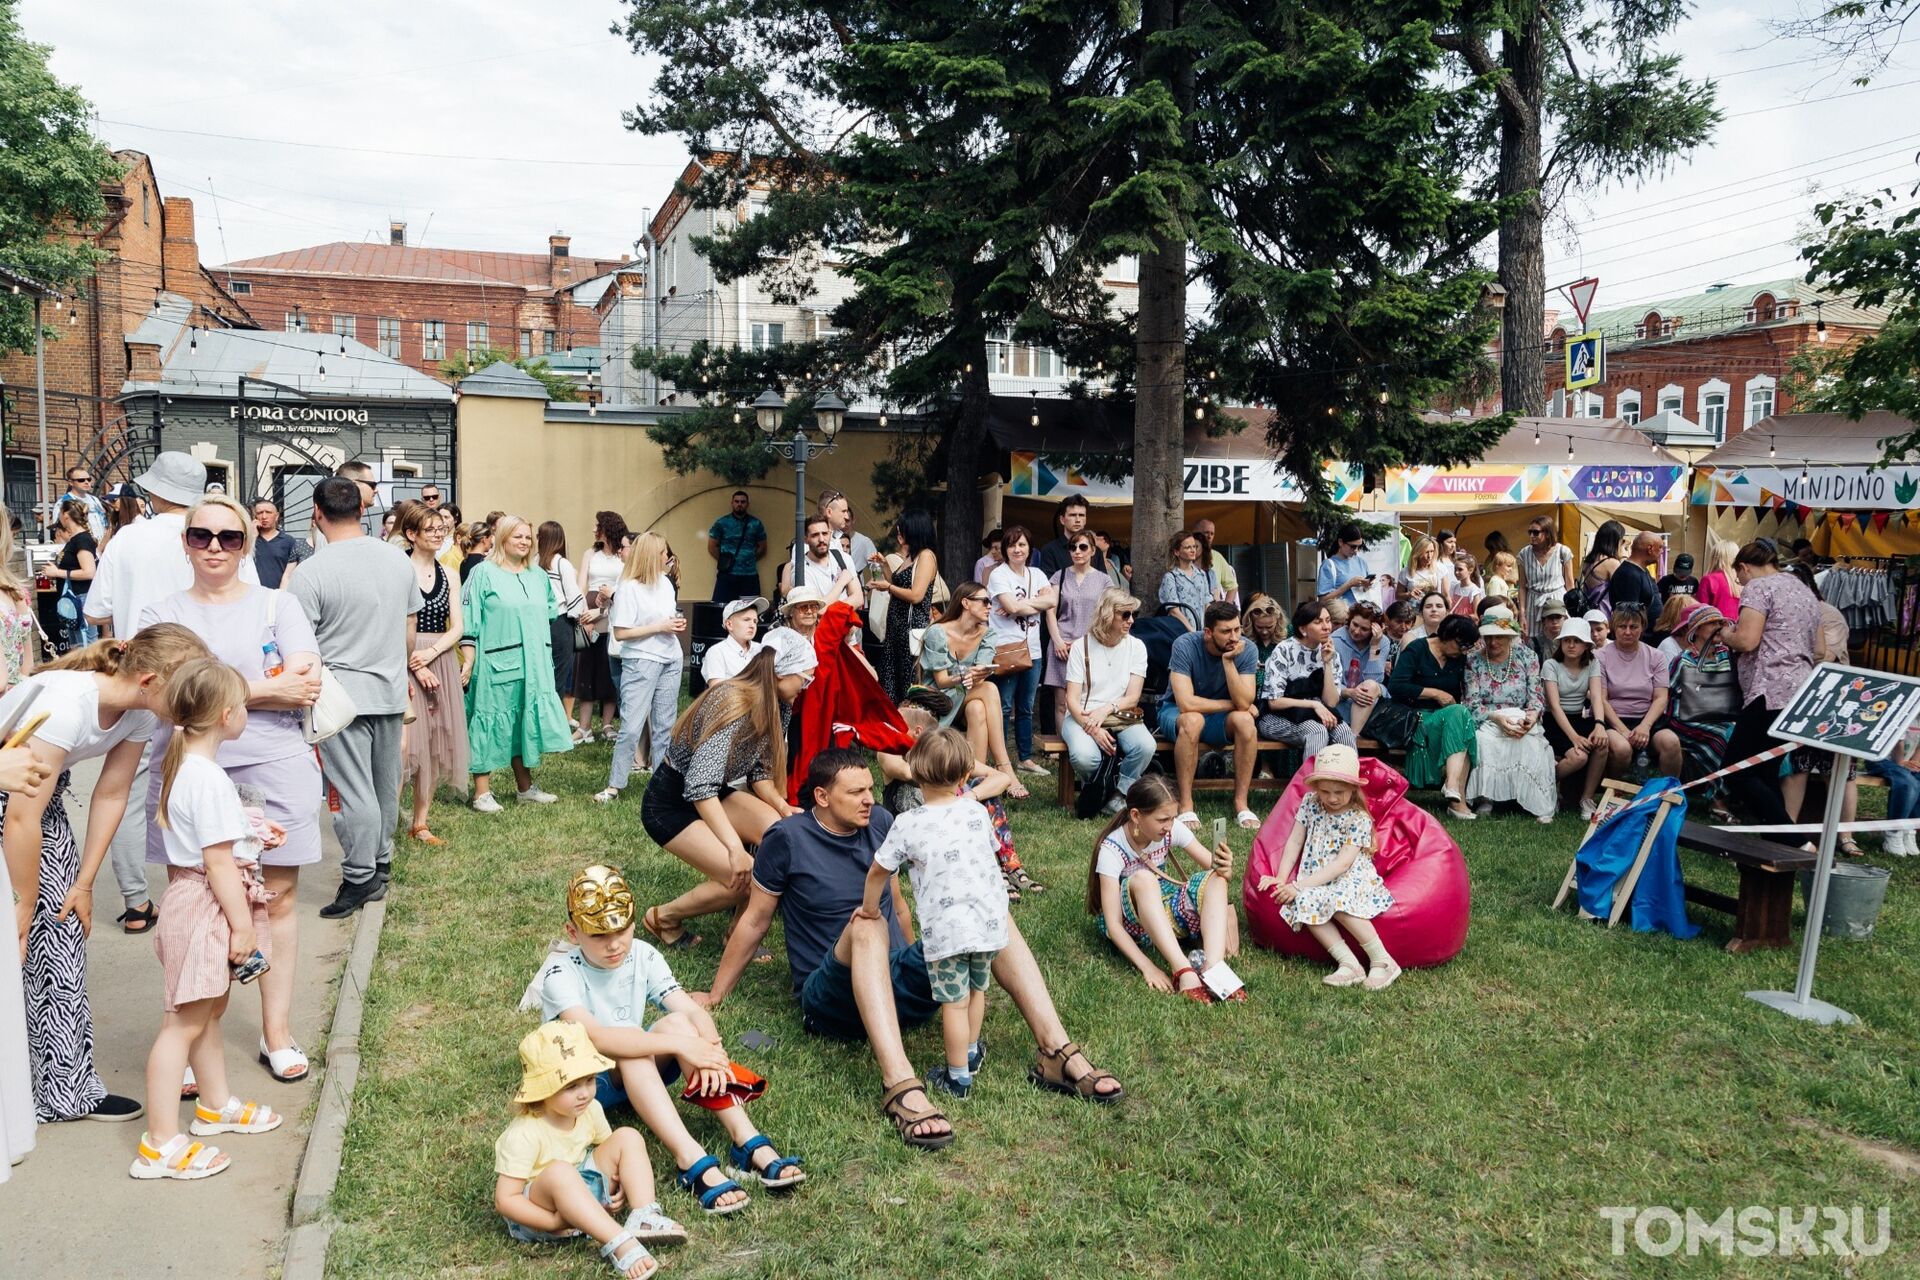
[1698,411,1919,467]
[1576,277,1884,347]
[122,293,451,401]
[457,361,549,400]
[218,241,628,291]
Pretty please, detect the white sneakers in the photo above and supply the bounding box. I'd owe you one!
[470,792,503,814]
[517,787,559,804]
[1883,829,1917,857]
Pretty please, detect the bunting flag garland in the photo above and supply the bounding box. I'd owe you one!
[1873,511,1891,533]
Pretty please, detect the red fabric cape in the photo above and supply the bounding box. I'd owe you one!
[787,601,915,805]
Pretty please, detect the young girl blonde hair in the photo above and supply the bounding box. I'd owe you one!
[906,727,972,791]
[47,622,208,679]
[182,494,257,557]
[621,530,669,586]
[154,657,250,831]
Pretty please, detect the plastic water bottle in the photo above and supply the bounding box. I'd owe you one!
[261,639,285,678]
[1630,749,1651,784]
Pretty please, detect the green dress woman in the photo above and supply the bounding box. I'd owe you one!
[462,517,575,810]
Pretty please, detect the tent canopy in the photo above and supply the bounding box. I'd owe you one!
[1697,411,1916,467]
[1423,414,1688,466]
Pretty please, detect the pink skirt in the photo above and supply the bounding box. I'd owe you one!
[153,864,272,1013]
[405,633,470,797]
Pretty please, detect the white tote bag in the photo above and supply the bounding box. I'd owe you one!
[264,591,359,743]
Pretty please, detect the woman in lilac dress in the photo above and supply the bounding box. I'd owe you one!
[1044,533,1113,714]
[138,494,325,1084]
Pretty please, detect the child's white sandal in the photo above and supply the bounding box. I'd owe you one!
[1322,965,1366,987]
[129,1131,229,1180]
[189,1097,283,1136]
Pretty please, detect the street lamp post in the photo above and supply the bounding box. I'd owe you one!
[756,386,846,591]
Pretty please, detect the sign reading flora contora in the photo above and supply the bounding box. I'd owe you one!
[228,403,373,430]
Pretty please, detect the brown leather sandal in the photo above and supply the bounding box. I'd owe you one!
[879,1077,955,1150]
[1027,1041,1126,1105]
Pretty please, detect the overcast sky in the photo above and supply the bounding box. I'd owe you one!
[20,0,1920,319]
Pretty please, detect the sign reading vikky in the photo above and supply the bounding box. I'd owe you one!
[1385,463,1687,507]
[1010,452,1364,505]
[1696,464,1920,511]
[1771,663,1920,761]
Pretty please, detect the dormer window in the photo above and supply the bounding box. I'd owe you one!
[1749,292,1776,322]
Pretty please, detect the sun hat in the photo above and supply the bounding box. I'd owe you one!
[1557,618,1593,647]
[1583,609,1608,626]
[1538,595,1569,619]
[1478,604,1521,637]
[134,452,209,507]
[513,1021,615,1105]
[722,596,769,624]
[567,864,635,936]
[1678,602,1728,640]
[780,585,827,613]
[1309,744,1361,787]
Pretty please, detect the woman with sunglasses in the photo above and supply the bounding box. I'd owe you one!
[919,583,1025,798]
[1042,532,1111,720]
[1063,590,1155,815]
[1241,595,1286,684]
[1520,518,1574,637]
[137,494,326,1084]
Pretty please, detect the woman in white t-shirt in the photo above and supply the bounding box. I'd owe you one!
[573,511,629,743]
[1,624,208,1125]
[700,597,767,688]
[1062,589,1154,814]
[596,532,687,803]
[986,526,1056,776]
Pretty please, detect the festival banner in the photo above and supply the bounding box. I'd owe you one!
[1694,463,1920,511]
[1008,452,1363,505]
[1383,463,1686,507]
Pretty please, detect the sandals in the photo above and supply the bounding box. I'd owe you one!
[1003,875,1022,905]
[1007,868,1046,895]
[725,1135,806,1190]
[189,1097,283,1136]
[1004,774,1031,800]
[591,788,621,805]
[599,1230,659,1278]
[1027,1042,1125,1105]
[676,1153,749,1215]
[408,825,445,846]
[118,902,157,935]
[1364,962,1403,991]
[129,1131,228,1181]
[1235,809,1260,830]
[1174,811,1200,829]
[1172,966,1211,1004]
[1324,964,1366,987]
[1839,838,1866,858]
[641,907,700,951]
[259,1038,310,1083]
[880,1077,955,1150]
[623,1201,688,1245]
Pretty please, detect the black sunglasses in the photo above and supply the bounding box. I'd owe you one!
[1116,610,1137,621]
[1071,542,1092,552]
[185,526,246,552]
[1528,528,1546,537]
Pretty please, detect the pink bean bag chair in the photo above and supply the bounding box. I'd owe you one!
[1243,753,1470,968]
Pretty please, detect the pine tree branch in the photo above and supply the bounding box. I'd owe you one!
[1435,30,1533,125]
[1542,6,1583,84]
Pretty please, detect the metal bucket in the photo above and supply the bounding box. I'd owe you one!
[1798,863,1893,940]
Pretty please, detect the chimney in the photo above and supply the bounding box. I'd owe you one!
[128,339,162,383]
[161,197,198,294]
[548,234,571,259]
[390,221,406,246]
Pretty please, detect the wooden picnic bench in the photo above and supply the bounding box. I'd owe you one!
[1674,822,1817,954]
[1035,732,1395,810]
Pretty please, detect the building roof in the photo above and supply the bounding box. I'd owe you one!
[218,241,627,292]
[457,361,549,400]
[1698,411,1918,468]
[122,293,451,401]
[1573,276,1884,347]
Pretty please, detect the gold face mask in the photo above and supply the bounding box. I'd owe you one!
[567,864,635,935]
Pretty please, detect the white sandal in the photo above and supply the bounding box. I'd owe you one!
[1175,811,1201,829]
[129,1131,229,1180]
[189,1097,282,1136]
[1235,808,1260,830]
[623,1201,689,1245]
[259,1037,309,1083]
[592,788,620,804]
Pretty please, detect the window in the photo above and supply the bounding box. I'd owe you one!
[422,320,445,361]
[467,321,489,353]
[1582,393,1604,418]
[750,321,784,350]
[285,312,305,333]
[1658,384,1683,416]
[1032,347,1061,379]
[543,329,557,354]
[229,280,252,296]
[1746,376,1776,428]
[1617,391,1641,426]
[1701,393,1727,436]
[377,317,401,358]
[519,329,533,357]
[332,315,356,342]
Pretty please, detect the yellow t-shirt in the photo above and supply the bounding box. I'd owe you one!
[493,1099,612,1180]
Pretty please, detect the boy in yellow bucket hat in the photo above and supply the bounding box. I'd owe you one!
[493,1019,673,1276]
[531,864,806,1219]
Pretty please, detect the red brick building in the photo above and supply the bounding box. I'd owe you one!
[1538,278,1883,443]
[216,226,629,381]
[0,151,255,499]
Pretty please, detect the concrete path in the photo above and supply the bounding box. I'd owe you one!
[0,759,354,1278]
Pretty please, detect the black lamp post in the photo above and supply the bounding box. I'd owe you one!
[757,387,846,590]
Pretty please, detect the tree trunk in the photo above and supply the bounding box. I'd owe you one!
[1497,12,1547,417]
[940,356,992,584]
[1132,0,1190,613]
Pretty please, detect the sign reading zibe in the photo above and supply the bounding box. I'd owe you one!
[228,403,372,431]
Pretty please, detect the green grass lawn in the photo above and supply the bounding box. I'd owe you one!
[326,743,1920,1278]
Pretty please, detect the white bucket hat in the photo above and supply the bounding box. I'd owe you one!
[134,452,208,507]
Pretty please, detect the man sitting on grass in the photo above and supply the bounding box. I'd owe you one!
[689,748,1124,1151]
[1158,600,1261,831]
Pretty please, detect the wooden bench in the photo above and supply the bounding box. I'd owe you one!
[1035,733,1397,809]
[1674,821,1817,953]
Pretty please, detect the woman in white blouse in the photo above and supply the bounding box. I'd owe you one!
[987,526,1057,776]
[1062,590,1154,815]
[594,532,686,803]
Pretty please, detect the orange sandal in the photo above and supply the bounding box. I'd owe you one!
[409,825,445,846]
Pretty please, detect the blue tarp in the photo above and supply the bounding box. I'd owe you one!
[1575,778,1702,939]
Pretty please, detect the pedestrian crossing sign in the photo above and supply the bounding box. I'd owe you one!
[1565,331,1604,391]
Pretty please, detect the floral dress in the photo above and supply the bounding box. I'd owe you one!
[1464,645,1556,818]
[1281,796,1393,928]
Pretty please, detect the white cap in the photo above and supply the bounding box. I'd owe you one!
[1583,609,1608,626]
[722,597,768,623]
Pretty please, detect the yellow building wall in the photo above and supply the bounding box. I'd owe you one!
[456,392,898,592]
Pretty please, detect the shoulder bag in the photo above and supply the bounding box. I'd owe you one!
[1081,635,1143,729]
[265,590,359,743]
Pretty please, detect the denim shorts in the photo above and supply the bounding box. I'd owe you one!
[799,939,940,1040]
[505,1151,611,1243]
[1157,700,1233,746]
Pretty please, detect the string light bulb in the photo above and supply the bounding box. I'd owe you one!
[1566,437,1574,460]
[1533,427,1541,445]
[879,412,888,427]
[1768,435,1776,458]
[317,360,327,382]
[151,289,161,311]
[1194,405,1205,421]
[67,305,78,326]
[1815,302,1828,343]
[189,328,197,352]
[1029,392,1039,428]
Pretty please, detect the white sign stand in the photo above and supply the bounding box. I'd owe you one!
[1745,746,1855,1026]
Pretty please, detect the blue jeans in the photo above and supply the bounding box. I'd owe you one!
[1061,718,1156,798]
[1866,757,1920,821]
[993,663,1040,761]
[609,653,682,791]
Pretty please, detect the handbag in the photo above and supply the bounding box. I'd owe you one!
[1076,746,1121,819]
[1276,670,1329,724]
[1673,654,1741,723]
[991,640,1034,675]
[265,591,359,744]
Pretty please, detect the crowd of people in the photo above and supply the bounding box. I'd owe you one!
[0,465,1890,1269]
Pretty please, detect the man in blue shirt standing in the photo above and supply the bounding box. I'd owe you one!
[1157,601,1261,829]
[690,748,1126,1151]
[707,490,768,603]
[1316,522,1382,609]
